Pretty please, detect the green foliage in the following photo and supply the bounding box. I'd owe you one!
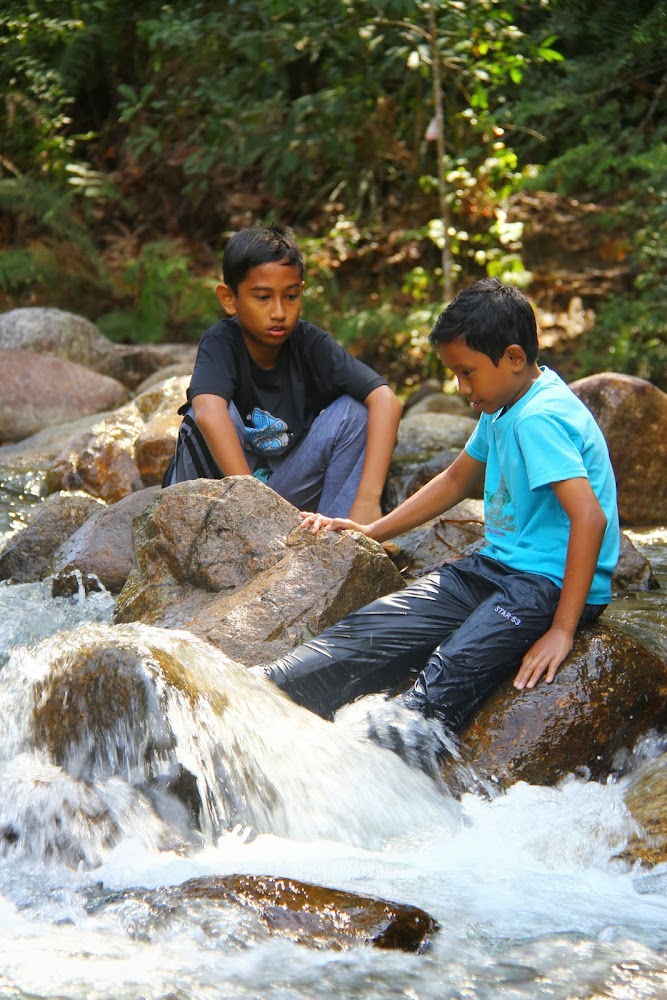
[0,0,663,384]
[96,241,219,344]
[576,141,667,389]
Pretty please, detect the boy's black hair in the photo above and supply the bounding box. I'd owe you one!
[429,278,538,365]
[222,224,304,293]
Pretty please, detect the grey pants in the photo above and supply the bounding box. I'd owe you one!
[265,553,606,732]
[164,395,368,518]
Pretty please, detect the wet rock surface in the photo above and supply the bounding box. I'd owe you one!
[0,491,102,583]
[441,622,667,793]
[617,751,667,868]
[51,486,159,595]
[92,874,438,953]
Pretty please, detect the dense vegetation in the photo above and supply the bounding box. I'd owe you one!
[0,0,665,388]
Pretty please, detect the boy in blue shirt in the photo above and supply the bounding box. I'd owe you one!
[263,278,620,735]
[164,225,402,522]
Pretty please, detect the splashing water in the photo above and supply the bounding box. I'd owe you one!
[0,621,461,865]
[0,527,664,998]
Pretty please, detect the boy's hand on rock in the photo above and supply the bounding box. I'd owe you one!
[513,626,574,690]
[299,511,333,533]
[299,511,368,536]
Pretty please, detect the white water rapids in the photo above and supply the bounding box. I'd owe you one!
[0,529,664,998]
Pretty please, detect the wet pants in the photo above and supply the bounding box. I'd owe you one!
[164,395,368,518]
[265,553,606,732]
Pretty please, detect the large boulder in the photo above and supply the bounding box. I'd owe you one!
[45,376,186,502]
[115,477,405,665]
[0,307,124,379]
[570,372,667,525]
[0,349,129,444]
[51,486,160,595]
[441,622,667,792]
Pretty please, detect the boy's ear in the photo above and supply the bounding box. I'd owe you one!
[216,283,236,316]
[505,344,527,369]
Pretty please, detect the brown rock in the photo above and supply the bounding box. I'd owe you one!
[146,874,438,952]
[0,349,129,444]
[51,486,159,595]
[115,477,405,664]
[44,376,186,502]
[441,622,667,792]
[570,372,667,525]
[614,531,660,592]
[113,342,197,391]
[0,491,102,583]
[393,499,486,578]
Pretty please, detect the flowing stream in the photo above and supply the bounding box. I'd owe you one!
[0,483,666,998]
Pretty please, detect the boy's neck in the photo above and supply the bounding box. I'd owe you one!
[504,362,543,412]
[243,337,284,370]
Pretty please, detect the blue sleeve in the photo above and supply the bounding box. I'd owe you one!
[515,412,588,490]
[465,414,490,463]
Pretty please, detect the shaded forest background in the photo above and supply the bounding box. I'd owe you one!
[0,0,665,391]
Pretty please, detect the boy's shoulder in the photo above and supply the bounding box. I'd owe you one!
[518,367,591,422]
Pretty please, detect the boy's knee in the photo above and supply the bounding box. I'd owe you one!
[326,394,367,427]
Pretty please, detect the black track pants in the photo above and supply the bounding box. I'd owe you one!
[264,553,606,732]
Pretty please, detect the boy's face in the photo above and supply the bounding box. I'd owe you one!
[216,261,304,368]
[438,337,532,414]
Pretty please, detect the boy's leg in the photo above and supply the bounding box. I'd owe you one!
[267,395,368,517]
[263,557,499,720]
[403,563,564,731]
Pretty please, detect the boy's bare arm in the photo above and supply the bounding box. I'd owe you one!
[192,394,253,476]
[514,476,608,691]
[304,449,485,542]
[347,385,403,524]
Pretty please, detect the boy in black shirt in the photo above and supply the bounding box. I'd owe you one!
[164,225,402,521]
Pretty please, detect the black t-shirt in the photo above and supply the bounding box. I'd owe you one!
[186,317,387,455]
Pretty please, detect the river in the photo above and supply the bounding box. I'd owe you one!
[0,478,666,999]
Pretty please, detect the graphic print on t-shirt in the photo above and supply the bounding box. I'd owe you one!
[244,407,291,455]
[485,473,516,536]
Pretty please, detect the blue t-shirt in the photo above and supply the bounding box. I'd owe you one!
[465,366,619,604]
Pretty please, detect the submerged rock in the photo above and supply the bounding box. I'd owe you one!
[0,491,102,583]
[617,751,667,868]
[94,874,438,953]
[441,622,667,792]
[116,477,404,665]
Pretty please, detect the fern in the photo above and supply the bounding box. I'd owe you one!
[0,177,99,259]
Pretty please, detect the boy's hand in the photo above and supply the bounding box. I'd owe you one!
[513,626,574,690]
[299,511,368,535]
